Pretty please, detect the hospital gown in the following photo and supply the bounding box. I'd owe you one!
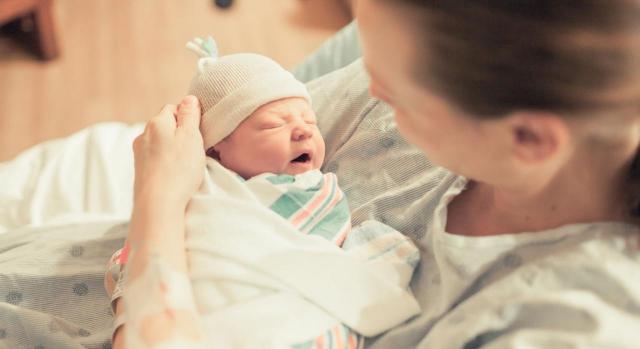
[365,174,640,349]
[305,59,640,349]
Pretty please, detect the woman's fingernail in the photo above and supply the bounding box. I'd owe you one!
[183,95,197,106]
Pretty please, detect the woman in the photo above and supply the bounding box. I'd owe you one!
[116,0,640,348]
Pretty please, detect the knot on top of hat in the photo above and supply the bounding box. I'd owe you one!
[186,36,219,73]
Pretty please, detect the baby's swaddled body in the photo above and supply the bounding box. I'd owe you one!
[183,158,420,347]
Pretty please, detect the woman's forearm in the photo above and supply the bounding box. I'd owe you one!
[117,96,205,348]
[112,194,187,349]
[127,192,189,276]
[119,192,205,348]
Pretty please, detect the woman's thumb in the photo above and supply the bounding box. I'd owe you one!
[176,95,201,129]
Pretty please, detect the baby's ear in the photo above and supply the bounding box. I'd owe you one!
[206,147,220,160]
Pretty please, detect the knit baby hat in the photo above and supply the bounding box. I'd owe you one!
[186,37,312,150]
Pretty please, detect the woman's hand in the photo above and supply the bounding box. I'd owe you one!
[132,95,205,209]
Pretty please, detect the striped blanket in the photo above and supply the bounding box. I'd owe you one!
[244,170,351,247]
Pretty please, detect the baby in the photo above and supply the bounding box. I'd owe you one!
[187,36,351,246]
[105,37,420,348]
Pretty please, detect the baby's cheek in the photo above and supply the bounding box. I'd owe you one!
[315,137,326,166]
[258,149,287,172]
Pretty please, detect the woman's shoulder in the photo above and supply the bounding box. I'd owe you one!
[547,222,640,290]
[537,221,640,274]
[475,221,640,297]
[423,223,640,348]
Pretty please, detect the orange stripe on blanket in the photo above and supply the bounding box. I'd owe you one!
[291,174,334,228]
[315,333,325,349]
[348,332,358,349]
[301,175,346,235]
[332,221,352,247]
[333,326,343,349]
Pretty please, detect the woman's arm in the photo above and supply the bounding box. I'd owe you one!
[109,199,196,348]
[113,96,207,349]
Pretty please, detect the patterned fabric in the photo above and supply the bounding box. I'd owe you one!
[292,324,360,349]
[0,222,128,349]
[105,243,127,312]
[262,172,351,246]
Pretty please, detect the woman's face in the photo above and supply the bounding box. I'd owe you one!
[214,97,326,179]
[356,0,515,184]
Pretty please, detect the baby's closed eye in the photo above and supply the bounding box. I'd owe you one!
[260,122,285,129]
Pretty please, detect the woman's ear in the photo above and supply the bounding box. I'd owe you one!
[507,112,570,164]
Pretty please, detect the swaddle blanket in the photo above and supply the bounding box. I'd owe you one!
[233,164,352,247]
[182,159,420,347]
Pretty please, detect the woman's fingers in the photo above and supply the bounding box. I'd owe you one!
[145,104,178,137]
[132,134,143,152]
[132,98,205,208]
[175,96,201,131]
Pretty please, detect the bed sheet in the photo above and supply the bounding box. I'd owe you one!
[0,123,143,235]
[0,220,127,349]
[0,123,141,348]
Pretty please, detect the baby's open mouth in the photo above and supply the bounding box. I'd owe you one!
[291,153,311,163]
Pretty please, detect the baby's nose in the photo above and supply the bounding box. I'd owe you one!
[292,124,312,141]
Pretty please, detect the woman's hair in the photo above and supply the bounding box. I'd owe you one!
[387,0,640,221]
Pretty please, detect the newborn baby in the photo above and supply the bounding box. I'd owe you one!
[105,37,420,349]
[188,37,353,246]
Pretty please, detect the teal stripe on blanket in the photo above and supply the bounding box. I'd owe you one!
[291,342,314,349]
[270,195,303,219]
[266,174,295,185]
[291,341,316,349]
[290,324,357,349]
[268,174,325,219]
[341,221,396,249]
[342,221,421,268]
[308,197,350,241]
[299,176,337,232]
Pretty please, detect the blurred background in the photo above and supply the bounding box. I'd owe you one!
[0,0,353,161]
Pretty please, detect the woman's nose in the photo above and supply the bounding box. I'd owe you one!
[291,123,312,141]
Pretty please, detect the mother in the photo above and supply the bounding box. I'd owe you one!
[117,0,640,348]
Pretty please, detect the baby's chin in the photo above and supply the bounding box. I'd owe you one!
[284,161,320,175]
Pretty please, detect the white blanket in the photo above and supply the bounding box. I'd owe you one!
[0,122,144,234]
[183,159,420,347]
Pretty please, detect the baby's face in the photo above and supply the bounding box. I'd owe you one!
[213,97,326,178]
